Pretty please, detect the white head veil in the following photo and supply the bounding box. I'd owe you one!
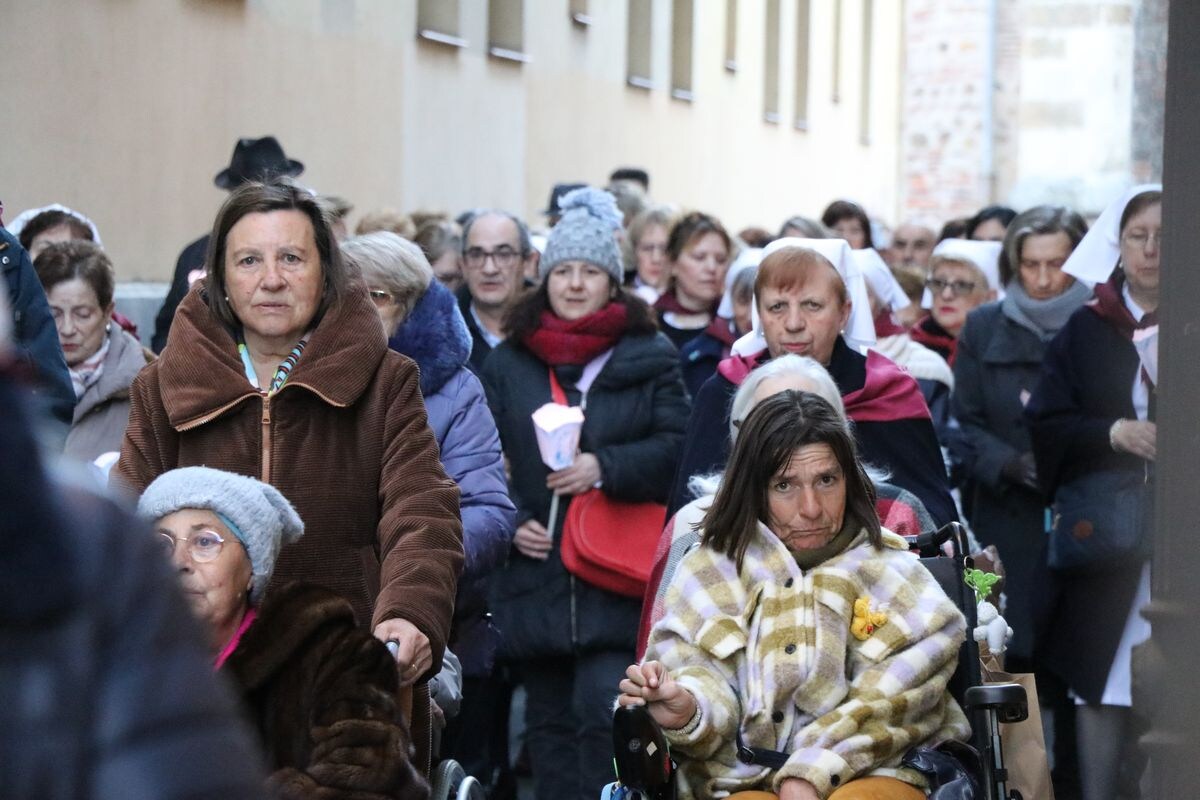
[731,237,875,356]
[1063,183,1163,286]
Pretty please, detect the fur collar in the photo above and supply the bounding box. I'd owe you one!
[225,581,358,689]
[389,281,471,396]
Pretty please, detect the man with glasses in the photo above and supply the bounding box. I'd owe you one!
[457,210,536,373]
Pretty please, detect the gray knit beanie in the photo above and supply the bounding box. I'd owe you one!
[539,186,625,283]
[137,466,304,604]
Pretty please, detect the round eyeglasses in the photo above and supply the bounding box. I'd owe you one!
[158,529,238,564]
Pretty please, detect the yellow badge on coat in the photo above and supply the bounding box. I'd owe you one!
[851,596,888,641]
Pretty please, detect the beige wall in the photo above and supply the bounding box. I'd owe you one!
[4,0,903,281]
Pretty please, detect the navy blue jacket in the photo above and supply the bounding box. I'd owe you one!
[1,227,74,431]
[390,281,516,676]
[666,337,958,526]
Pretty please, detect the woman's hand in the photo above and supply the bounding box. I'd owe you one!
[779,778,821,800]
[546,453,602,496]
[1111,419,1157,461]
[617,661,697,730]
[373,617,432,687]
[513,519,553,560]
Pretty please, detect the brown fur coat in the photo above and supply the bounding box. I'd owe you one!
[225,582,429,799]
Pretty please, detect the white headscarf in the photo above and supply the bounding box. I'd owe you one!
[853,248,910,311]
[922,238,1004,306]
[716,247,764,319]
[731,237,875,356]
[6,204,103,248]
[1063,183,1162,286]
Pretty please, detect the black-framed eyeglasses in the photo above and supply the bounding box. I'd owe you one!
[925,277,979,298]
[464,246,521,270]
[157,529,240,564]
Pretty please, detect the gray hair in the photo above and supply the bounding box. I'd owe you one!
[461,209,533,257]
[608,181,648,227]
[778,215,832,240]
[730,355,846,440]
[999,205,1089,287]
[688,355,848,500]
[341,232,433,321]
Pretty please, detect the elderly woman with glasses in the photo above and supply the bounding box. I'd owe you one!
[1025,187,1161,800]
[139,466,427,799]
[620,391,969,800]
[909,240,1002,366]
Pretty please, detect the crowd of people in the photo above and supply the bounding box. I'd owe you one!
[0,134,1160,800]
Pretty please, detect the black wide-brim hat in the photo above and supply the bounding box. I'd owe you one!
[214,136,304,190]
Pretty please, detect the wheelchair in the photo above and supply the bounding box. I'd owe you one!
[605,523,1032,800]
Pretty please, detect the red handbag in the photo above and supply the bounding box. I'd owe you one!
[561,488,666,598]
[547,367,666,598]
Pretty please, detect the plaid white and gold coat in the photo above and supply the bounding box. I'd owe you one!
[645,525,970,798]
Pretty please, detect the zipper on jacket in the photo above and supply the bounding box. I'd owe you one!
[261,394,272,484]
[175,392,260,432]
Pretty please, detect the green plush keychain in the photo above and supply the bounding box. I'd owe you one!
[963,568,1001,606]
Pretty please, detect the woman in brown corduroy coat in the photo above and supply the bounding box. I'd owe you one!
[114,181,463,768]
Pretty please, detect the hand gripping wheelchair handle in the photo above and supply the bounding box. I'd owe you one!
[611,704,676,799]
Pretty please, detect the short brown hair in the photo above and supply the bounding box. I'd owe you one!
[356,207,416,240]
[205,180,350,331]
[820,200,874,249]
[666,211,731,262]
[32,240,115,309]
[701,390,881,569]
[754,247,848,308]
[18,210,93,252]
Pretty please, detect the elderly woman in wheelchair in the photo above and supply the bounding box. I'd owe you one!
[618,390,971,800]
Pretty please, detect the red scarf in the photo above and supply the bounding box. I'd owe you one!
[653,291,719,316]
[1089,272,1158,340]
[873,309,907,339]
[909,315,957,365]
[522,303,628,366]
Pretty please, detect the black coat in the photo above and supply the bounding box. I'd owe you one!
[482,331,689,660]
[0,380,264,799]
[953,302,1052,664]
[666,337,958,526]
[227,582,428,799]
[1024,303,1147,703]
[152,234,208,353]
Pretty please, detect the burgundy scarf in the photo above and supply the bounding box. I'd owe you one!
[873,309,907,339]
[1089,272,1158,340]
[522,303,628,366]
[909,315,958,365]
[653,291,719,316]
[704,315,738,348]
[716,348,930,422]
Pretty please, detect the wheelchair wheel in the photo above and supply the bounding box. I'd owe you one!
[431,759,485,800]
